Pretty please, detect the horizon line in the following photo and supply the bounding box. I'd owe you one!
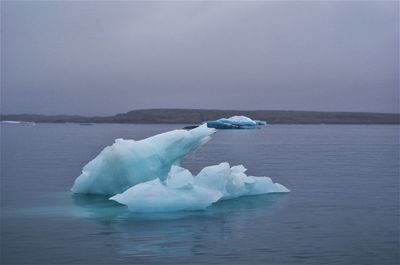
[1,108,399,117]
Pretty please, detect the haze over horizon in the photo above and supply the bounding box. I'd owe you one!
[1,1,399,116]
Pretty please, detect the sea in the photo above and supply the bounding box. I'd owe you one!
[1,123,399,264]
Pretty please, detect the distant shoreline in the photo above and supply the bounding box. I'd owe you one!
[1,109,399,125]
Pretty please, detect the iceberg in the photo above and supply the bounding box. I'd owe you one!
[1,120,22,124]
[71,120,289,212]
[71,124,216,195]
[110,163,289,212]
[206,115,266,129]
[1,120,36,125]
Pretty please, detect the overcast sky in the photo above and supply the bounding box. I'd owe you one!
[1,1,399,115]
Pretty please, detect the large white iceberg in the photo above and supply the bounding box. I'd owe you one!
[206,115,266,129]
[71,121,289,212]
[110,163,289,212]
[71,124,216,195]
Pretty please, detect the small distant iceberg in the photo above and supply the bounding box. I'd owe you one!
[1,120,36,125]
[206,115,266,129]
[1,120,22,124]
[71,120,288,213]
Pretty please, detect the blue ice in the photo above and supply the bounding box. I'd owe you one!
[206,115,266,129]
[71,122,289,212]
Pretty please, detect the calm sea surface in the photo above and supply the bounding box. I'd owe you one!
[1,123,399,264]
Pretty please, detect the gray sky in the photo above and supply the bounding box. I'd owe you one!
[1,1,399,115]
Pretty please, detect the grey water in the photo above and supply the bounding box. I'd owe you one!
[1,123,399,265]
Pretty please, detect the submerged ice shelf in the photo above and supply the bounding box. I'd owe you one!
[71,123,289,212]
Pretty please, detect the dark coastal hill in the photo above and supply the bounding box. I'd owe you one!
[1,109,399,124]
